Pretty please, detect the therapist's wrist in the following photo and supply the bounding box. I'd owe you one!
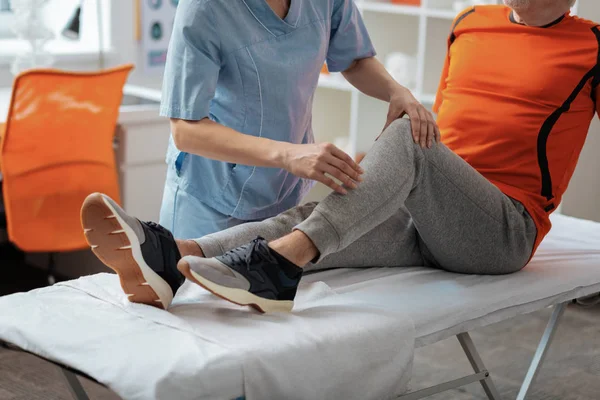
[269,140,294,170]
[387,82,407,103]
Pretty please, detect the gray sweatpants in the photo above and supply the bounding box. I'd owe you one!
[196,119,537,275]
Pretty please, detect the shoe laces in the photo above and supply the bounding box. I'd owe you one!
[220,237,272,270]
[145,221,170,236]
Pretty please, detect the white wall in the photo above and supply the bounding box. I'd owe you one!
[561,1,600,222]
[106,0,163,90]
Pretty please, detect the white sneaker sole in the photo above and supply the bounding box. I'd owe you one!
[177,259,294,314]
[81,193,173,309]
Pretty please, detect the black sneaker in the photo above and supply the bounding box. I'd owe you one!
[81,193,184,309]
[177,237,303,313]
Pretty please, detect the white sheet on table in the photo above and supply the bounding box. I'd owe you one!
[0,274,415,400]
[1,214,600,399]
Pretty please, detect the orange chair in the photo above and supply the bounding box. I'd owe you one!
[0,65,133,268]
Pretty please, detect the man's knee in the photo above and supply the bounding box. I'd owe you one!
[378,118,415,149]
[377,118,426,162]
[384,118,413,139]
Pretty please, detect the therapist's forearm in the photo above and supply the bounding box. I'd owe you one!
[342,57,404,102]
[171,119,288,168]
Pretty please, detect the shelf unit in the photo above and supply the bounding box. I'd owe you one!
[356,1,457,19]
[317,73,353,91]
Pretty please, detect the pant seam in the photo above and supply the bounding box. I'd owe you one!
[415,150,426,188]
[311,209,342,253]
[324,179,412,252]
[214,238,227,256]
[317,134,421,254]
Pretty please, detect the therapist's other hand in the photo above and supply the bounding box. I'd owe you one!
[282,143,364,195]
[383,86,440,149]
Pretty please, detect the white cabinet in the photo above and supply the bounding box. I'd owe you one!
[116,104,170,222]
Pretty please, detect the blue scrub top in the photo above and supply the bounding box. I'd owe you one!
[160,0,375,220]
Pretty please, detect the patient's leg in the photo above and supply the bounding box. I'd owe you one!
[288,118,537,274]
[180,119,537,313]
[191,119,429,270]
[191,119,429,271]
[195,202,422,271]
[176,239,204,258]
[177,119,431,312]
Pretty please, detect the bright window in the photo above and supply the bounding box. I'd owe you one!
[0,0,111,62]
[0,0,14,40]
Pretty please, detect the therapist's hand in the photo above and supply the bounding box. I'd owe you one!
[282,143,364,195]
[383,86,440,149]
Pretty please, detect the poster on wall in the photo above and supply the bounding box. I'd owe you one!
[140,0,178,73]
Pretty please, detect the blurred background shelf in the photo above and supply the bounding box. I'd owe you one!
[357,1,422,16]
[318,73,354,91]
[426,8,462,19]
[357,1,463,19]
[420,93,437,104]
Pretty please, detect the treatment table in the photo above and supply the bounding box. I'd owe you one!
[1,213,599,399]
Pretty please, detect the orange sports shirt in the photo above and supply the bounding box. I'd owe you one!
[433,5,600,253]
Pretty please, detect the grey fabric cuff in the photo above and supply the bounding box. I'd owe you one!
[294,209,341,263]
[193,235,226,258]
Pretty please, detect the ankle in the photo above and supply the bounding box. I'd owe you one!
[269,230,318,267]
[176,240,204,257]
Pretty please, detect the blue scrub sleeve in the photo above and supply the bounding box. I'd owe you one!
[326,0,376,73]
[160,0,221,121]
